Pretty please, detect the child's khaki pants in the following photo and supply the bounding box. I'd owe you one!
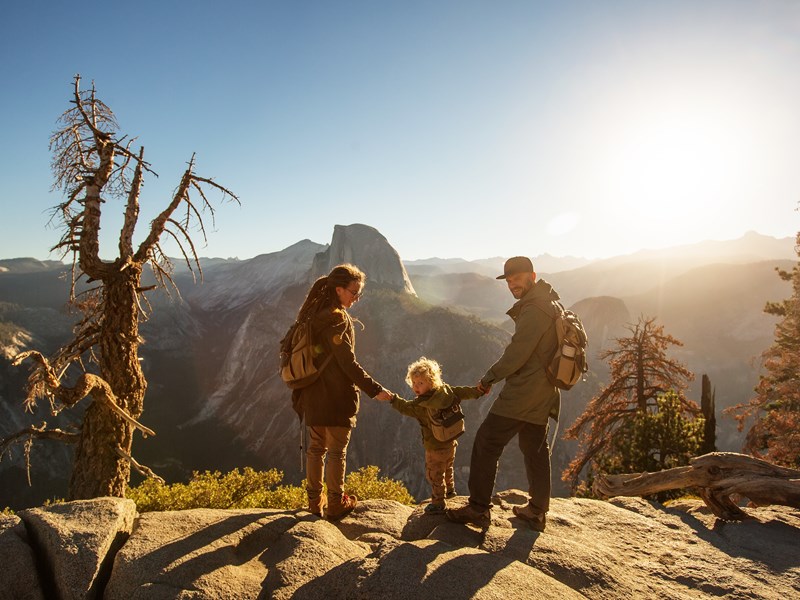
[425,444,456,504]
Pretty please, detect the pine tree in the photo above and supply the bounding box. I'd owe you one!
[595,391,705,501]
[729,231,800,467]
[563,316,698,492]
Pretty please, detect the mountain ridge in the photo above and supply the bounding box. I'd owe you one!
[0,226,795,509]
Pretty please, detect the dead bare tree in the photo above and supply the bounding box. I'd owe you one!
[1,75,238,500]
[594,452,800,521]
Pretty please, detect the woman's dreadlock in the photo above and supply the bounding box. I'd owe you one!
[295,264,366,323]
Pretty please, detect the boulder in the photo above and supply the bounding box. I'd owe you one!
[334,498,415,541]
[104,508,369,600]
[0,514,45,600]
[19,497,135,600]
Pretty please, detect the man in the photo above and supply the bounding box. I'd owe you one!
[446,256,560,531]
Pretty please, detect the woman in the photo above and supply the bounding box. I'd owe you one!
[291,263,392,520]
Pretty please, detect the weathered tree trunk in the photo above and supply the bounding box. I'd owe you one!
[594,452,800,520]
[700,374,716,454]
[6,76,236,501]
[69,266,146,499]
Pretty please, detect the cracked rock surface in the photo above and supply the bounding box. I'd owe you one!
[2,492,798,599]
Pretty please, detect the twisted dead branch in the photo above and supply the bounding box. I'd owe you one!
[594,452,800,520]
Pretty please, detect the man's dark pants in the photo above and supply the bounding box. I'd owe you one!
[468,412,550,515]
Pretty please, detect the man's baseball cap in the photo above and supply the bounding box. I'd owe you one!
[497,256,534,280]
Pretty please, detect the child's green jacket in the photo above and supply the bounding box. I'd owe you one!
[390,384,484,450]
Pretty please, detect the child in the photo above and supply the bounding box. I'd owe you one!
[390,357,485,514]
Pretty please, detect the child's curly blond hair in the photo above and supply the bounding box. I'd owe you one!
[405,356,444,389]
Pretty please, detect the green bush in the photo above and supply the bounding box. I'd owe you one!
[1,506,14,516]
[127,467,298,512]
[127,465,414,512]
[344,466,415,505]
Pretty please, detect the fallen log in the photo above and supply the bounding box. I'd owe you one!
[593,452,800,521]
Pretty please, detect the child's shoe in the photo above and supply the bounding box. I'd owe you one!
[445,489,457,499]
[424,502,446,515]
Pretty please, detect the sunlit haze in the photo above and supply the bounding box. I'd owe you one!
[1,1,799,262]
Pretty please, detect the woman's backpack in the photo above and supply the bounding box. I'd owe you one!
[428,398,465,442]
[279,318,332,390]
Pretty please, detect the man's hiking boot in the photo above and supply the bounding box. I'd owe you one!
[445,503,490,528]
[512,504,546,532]
[307,495,326,518]
[445,489,457,499]
[326,493,357,521]
[424,502,446,515]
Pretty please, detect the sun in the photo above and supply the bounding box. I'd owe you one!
[598,98,750,230]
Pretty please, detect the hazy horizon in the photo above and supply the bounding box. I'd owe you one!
[1,228,794,266]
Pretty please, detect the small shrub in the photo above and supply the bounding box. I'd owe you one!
[1,506,14,516]
[127,465,415,512]
[344,466,415,505]
[127,467,302,512]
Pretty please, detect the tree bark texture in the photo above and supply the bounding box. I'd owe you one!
[69,266,146,499]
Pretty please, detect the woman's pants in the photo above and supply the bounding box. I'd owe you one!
[306,425,352,499]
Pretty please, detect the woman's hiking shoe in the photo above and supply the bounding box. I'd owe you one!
[326,494,357,521]
[512,504,546,532]
[445,490,457,499]
[445,504,490,528]
[424,502,446,515]
[307,495,326,518]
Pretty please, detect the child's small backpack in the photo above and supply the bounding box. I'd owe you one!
[428,398,465,442]
[279,318,332,390]
[538,301,589,391]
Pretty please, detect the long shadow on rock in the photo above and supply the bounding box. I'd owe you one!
[291,539,510,599]
[135,511,295,580]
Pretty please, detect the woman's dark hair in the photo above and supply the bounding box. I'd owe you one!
[295,263,365,322]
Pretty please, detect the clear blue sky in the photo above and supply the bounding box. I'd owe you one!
[2,1,799,262]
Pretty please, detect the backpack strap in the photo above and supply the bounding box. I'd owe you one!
[529,299,560,370]
[317,352,334,374]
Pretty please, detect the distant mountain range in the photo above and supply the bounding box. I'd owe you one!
[0,228,794,508]
[404,230,794,278]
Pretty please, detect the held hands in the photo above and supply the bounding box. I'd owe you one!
[477,381,491,396]
[375,389,393,402]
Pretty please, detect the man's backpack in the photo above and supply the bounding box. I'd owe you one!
[537,301,588,391]
[427,399,465,442]
[279,318,332,390]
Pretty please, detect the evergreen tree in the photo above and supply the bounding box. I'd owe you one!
[729,231,800,467]
[595,391,705,501]
[563,316,698,491]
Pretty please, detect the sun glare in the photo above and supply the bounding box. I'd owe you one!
[547,212,581,236]
[615,108,743,222]
[587,84,759,236]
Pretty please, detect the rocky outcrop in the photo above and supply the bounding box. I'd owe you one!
[20,498,136,600]
[3,494,799,599]
[0,514,44,600]
[311,223,416,295]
